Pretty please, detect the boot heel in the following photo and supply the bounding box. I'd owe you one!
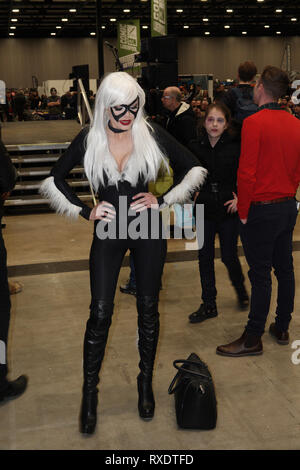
[137,374,155,420]
[80,390,98,435]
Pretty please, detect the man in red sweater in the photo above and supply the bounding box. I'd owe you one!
[217,65,300,357]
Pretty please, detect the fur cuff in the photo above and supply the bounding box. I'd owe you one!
[164,166,207,206]
[39,176,82,219]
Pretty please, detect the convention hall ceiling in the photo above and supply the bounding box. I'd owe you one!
[0,0,299,39]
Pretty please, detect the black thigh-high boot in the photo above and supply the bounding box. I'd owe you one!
[80,299,113,435]
[136,295,159,420]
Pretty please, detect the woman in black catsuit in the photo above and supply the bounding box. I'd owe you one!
[40,71,206,435]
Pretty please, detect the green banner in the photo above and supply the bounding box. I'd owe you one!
[151,0,167,37]
[118,19,140,58]
[117,19,141,74]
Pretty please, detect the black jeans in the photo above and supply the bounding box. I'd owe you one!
[240,199,298,337]
[198,215,245,305]
[0,222,11,387]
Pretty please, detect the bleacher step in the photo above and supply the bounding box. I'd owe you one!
[14,179,90,191]
[17,166,84,177]
[5,193,93,206]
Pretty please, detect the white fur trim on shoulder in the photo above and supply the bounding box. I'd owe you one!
[39,176,82,219]
[164,166,207,206]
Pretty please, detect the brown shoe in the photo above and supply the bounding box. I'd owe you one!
[216,332,263,357]
[9,281,23,295]
[269,323,289,345]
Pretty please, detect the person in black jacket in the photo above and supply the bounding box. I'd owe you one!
[161,86,197,146]
[0,138,28,403]
[13,89,27,121]
[188,102,249,324]
[220,61,258,127]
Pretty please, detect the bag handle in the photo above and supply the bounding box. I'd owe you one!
[173,359,211,379]
[168,359,211,395]
[168,371,181,395]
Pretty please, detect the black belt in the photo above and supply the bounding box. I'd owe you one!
[251,197,294,206]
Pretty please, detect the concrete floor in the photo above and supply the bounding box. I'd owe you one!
[1,212,300,450]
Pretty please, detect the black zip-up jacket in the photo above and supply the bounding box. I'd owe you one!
[165,102,197,146]
[188,130,241,221]
[0,139,17,219]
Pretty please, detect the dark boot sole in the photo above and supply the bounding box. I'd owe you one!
[139,413,154,421]
[216,349,263,357]
[189,314,218,324]
[80,424,96,435]
[269,333,289,345]
[120,287,136,296]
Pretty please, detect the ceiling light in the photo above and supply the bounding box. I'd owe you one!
[176,9,183,13]
[69,9,76,13]
[276,31,281,34]
[257,0,264,2]
[56,26,62,29]
[61,18,68,22]
[90,32,96,36]
[242,31,247,35]
[101,26,106,29]
[110,18,117,22]
[11,18,18,22]
[275,9,282,13]
[226,9,233,13]
[10,26,16,30]
[291,18,297,21]
[224,25,230,29]
[142,25,148,29]
[205,32,210,35]
[9,33,15,36]
[51,33,56,36]
[264,25,270,28]
[203,18,209,22]
[123,9,130,13]
[183,25,189,29]
[12,9,19,13]
[201,0,208,2]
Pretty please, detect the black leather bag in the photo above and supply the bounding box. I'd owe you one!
[168,353,217,429]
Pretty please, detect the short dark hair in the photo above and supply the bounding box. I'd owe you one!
[204,102,231,124]
[260,66,289,100]
[238,61,257,82]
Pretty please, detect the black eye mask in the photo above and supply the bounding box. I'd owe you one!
[110,97,139,122]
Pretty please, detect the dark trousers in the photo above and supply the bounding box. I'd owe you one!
[198,215,245,305]
[0,223,10,386]
[240,199,298,337]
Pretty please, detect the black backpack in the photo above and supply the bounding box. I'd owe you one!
[232,86,258,122]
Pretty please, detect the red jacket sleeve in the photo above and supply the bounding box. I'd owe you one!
[237,118,261,219]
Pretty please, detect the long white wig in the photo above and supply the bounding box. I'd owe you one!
[84,71,169,189]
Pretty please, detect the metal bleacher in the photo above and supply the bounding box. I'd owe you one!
[4,142,92,209]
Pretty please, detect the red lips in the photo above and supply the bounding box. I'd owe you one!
[120,120,131,126]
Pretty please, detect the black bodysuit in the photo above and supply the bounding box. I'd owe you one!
[44,122,205,301]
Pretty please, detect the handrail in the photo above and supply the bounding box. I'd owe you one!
[76,78,97,206]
